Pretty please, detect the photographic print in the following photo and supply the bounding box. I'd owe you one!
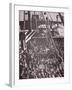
[19,10,64,79]
[9,3,70,87]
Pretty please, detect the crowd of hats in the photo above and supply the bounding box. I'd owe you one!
[19,45,64,79]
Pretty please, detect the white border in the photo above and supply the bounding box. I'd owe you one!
[10,3,70,87]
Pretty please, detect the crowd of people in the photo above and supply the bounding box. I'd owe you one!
[19,42,64,79]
